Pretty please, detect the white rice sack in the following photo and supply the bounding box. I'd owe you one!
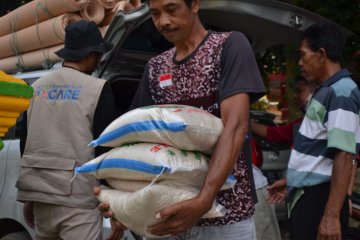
[98,181,225,238]
[107,175,236,193]
[88,105,224,155]
[106,179,150,192]
[76,143,209,187]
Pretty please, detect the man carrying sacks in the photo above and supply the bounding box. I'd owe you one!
[94,0,265,239]
[77,105,235,237]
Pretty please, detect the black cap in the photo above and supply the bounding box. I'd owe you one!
[55,20,113,61]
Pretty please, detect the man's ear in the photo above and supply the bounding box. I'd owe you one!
[317,48,327,62]
[192,0,201,13]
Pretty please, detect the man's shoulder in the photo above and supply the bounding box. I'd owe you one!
[32,69,59,85]
[222,31,249,44]
[209,31,232,37]
[35,68,105,86]
[330,76,359,93]
[207,31,232,44]
[314,76,360,104]
[61,67,105,82]
[149,47,175,64]
[209,30,246,39]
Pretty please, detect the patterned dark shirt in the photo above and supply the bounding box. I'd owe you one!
[132,31,265,226]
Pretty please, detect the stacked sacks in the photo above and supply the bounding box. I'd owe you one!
[0,71,33,150]
[77,142,228,237]
[88,104,224,155]
[76,105,231,237]
[77,143,209,187]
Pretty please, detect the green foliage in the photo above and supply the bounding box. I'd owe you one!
[257,0,360,119]
[257,45,287,75]
[289,0,360,64]
[259,0,360,76]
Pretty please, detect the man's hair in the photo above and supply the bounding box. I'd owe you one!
[183,0,193,8]
[302,22,345,63]
[146,0,193,8]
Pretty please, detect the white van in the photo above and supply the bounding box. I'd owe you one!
[0,0,352,239]
[0,69,53,240]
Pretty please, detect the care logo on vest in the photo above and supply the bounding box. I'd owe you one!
[34,84,81,101]
[159,73,173,88]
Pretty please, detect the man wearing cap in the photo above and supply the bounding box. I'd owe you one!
[16,20,117,240]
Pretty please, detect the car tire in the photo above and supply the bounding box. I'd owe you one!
[0,232,32,240]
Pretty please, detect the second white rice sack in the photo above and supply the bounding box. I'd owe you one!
[75,142,209,187]
[106,179,150,192]
[88,105,224,155]
[106,175,236,192]
[98,180,226,238]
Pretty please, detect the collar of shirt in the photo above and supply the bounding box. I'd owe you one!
[320,69,352,87]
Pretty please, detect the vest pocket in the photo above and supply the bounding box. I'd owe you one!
[16,154,76,196]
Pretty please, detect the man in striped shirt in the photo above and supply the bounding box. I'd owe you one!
[269,22,360,240]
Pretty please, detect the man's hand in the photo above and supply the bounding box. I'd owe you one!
[23,201,35,229]
[317,215,341,240]
[266,178,287,204]
[147,197,209,237]
[107,217,125,240]
[317,151,353,240]
[93,186,125,240]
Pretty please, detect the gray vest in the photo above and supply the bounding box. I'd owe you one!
[16,67,105,209]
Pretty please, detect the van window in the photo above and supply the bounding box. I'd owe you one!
[120,18,253,54]
[121,18,173,53]
[24,78,38,86]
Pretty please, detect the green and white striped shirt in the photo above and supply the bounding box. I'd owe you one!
[287,69,360,189]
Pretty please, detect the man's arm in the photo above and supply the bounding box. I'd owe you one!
[348,159,358,216]
[318,151,353,239]
[147,93,250,237]
[198,93,249,208]
[250,120,268,139]
[93,82,117,157]
[251,118,303,144]
[19,111,27,157]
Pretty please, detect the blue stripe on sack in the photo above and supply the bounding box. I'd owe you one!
[89,120,187,147]
[225,175,236,187]
[226,175,236,183]
[75,158,171,175]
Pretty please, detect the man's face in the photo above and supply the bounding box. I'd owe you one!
[298,39,324,83]
[148,0,197,44]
